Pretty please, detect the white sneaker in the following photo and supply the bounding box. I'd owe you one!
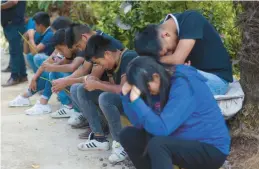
[50,105,76,118]
[109,141,127,163]
[9,95,31,107]
[68,113,85,125]
[25,101,52,115]
[77,133,109,151]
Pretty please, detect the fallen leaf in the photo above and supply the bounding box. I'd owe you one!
[31,164,40,169]
[48,122,56,126]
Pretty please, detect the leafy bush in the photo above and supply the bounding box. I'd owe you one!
[71,1,242,61]
[26,1,242,76]
[27,1,242,60]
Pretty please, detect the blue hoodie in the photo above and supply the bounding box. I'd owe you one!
[121,65,231,155]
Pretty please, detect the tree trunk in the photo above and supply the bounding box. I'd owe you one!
[231,1,259,134]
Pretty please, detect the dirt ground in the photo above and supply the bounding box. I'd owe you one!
[1,48,130,169]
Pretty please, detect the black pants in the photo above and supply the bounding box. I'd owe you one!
[120,127,227,169]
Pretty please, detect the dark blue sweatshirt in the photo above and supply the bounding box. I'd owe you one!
[121,65,230,155]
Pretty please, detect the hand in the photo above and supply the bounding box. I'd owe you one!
[27,29,35,40]
[130,86,141,102]
[84,75,99,82]
[42,62,56,72]
[52,55,63,63]
[52,78,68,93]
[122,82,132,95]
[29,79,37,91]
[160,55,169,64]
[84,79,100,91]
[184,60,191,66]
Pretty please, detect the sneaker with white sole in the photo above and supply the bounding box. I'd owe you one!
[77,133,109,151]
[9,95,31,107]
[109,141,127,163]
[50,105,76,118]
[25,101,51,115]
[68,113,86,126]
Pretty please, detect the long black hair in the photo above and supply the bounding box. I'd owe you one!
[126,56,172,110]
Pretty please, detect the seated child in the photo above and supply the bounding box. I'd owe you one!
[51,24,124,127]
[77,35,137,163]
[135,11,233,95]
[24,15,41,54]
[8,18,73,115]
[119,56,230,169]
[25,12,55,73]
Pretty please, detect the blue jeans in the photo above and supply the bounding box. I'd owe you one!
[3,23,26,78]
[28,72,72,103]
[198,70,229,95]
[26,53,48,73]
[26,58,66,102]
[26,55,51,99]
[48,72,72,105]
[26,72,51,99]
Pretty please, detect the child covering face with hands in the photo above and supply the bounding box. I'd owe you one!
[120,56,230,169]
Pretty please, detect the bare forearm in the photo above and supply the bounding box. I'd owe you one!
[97,82,122,94]
[90,65,105,79]
[160,54,185,65]
[1,1,18,9]
[33,66,45,80]
[49,64,74,73]
[29,39,38,55]
[65,77,84,86]
[69,67,87,78]
[161,39,196,65]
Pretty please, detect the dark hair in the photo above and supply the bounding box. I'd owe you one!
[49,29,66,47]
[134,24,162,60]
[85,35,118,60]
[65,23,92,48]
[32,12,50,27]
[51,16,72,31]
[126,56,171,110]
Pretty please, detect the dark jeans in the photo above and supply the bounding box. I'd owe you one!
[120,127,227,169]
[3,23,26,79]
[70,84,104,133]
[70,84,124,139]
[99,92,124,141]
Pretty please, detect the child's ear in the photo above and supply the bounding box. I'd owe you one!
[161,31,170,38]
[161,32,166,38]
[104,51,110,59]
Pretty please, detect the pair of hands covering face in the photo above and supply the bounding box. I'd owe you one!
[122,82,141,102]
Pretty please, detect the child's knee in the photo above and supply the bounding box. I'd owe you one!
[98,92,119,107]
[26,53,34,61]
[33,54,47,67]
[70,83,81,96]
[48,72,60,81]
[147,137,166,154]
